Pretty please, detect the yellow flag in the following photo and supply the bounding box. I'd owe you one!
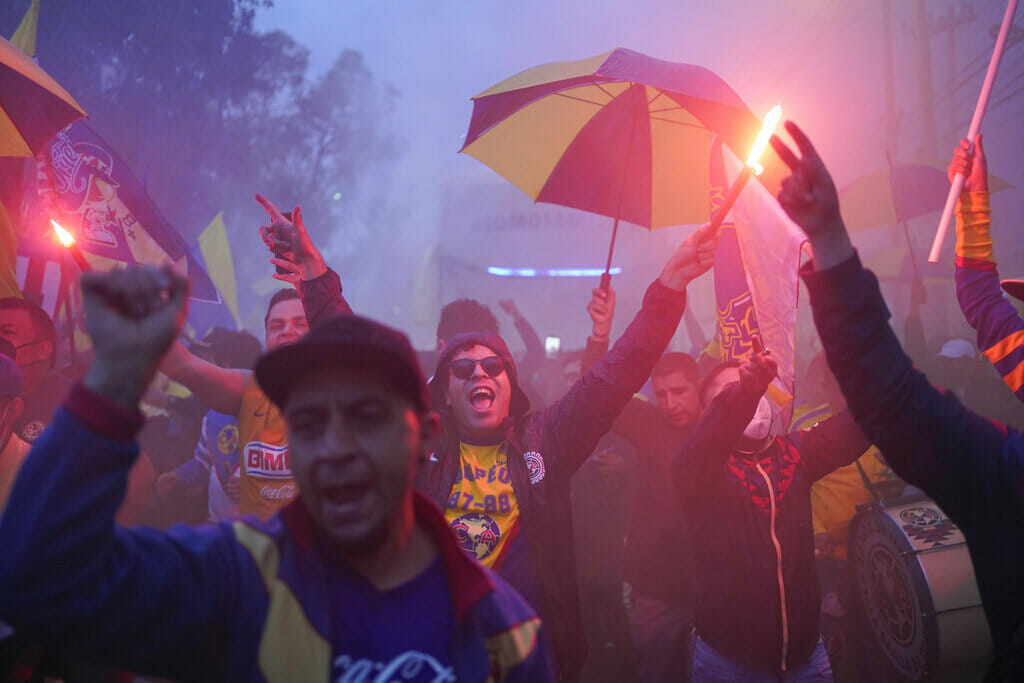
[11,0,39,57]
[198,212,241,328]
[0,202,22,299]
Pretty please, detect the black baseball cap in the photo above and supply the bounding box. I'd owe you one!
[255,314,430,413]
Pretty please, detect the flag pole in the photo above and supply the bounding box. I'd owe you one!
[927,0,1018,263]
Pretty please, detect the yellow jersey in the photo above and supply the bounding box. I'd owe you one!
[445,442,520,569]
[237,376,296,520]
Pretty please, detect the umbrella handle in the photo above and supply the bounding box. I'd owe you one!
[600,272,611,292]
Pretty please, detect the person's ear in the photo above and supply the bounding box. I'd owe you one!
[40,340,54,362]
[418,411,441,460]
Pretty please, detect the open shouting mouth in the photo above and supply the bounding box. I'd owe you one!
[469,385,496,412]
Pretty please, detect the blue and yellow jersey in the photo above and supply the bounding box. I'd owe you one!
[445,442,520,570]
[954,191,1024,402]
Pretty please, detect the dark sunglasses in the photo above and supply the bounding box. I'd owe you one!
[449,356,506,380]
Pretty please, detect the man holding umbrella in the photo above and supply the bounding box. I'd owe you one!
[292,220,719,681]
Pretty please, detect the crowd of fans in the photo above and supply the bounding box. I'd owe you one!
[0,126,1018,683]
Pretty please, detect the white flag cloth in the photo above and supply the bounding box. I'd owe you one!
[725,153,806,429]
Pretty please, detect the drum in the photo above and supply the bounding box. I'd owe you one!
[848,497,992,681]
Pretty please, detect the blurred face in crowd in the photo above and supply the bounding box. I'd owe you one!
[652,370,700,429]
[445,344,512,440]
[264,298,309,350]
[0,309,53,390]
[285,365,438,552]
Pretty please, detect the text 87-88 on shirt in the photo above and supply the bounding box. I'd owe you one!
[238,377,297,519]
[445,442,520,569]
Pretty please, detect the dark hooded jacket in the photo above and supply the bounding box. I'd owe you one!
[672,381,868,673]
[298,270,687,681]
[804,253,1024,681]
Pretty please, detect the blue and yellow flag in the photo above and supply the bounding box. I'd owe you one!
[11,0,39,58]
[20,121,219,302]
[708,138,804,428]
[710,137,761,362]
[187,211,242,337]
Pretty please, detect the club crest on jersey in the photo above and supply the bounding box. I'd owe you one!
[244,442,291,478]
[450,513,500,560]
[21,419,46,443]
[217,424,239,454]
[523,451,545,484]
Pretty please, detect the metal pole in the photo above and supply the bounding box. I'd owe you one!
[602,84,640,292]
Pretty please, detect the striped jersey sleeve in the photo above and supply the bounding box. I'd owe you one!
[954,191,1024,401]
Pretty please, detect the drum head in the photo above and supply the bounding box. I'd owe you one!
[849,504,942,681]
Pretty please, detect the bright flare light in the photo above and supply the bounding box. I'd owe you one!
[51,219,92,271]
[51,219,75,247]
[746,105,782,176]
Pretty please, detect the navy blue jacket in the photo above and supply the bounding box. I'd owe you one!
[803,253,1024,680]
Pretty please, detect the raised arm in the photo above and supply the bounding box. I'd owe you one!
[256,194,353,325]
[772,121,1022,515]
[792,410,871,482]
[160,342,250,415]
[947,137,1024,402]
[671,368,770,497]
[499,299,545,379]
[0,267,255,679]
[540,223,718,474]
[580,285,615,374]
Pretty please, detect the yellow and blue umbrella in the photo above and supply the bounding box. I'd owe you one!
[460,48,784,275]
[839,161,1012,233]
[0,35,85,158]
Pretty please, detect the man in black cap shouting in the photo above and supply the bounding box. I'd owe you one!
[294,221,720,682]
[0,265,550,682]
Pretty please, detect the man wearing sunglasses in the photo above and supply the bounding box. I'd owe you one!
[295,221,719,682]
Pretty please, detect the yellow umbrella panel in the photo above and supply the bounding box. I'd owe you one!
[0,35,86,158]
[461,48,784,230]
